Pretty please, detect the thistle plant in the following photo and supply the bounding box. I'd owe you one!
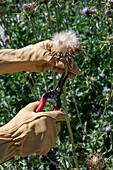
[50,30,83,69]
[48,30,84,168]
[0,0,113,169]
[0,4,13,48]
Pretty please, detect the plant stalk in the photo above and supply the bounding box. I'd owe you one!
[63,64,78,169]
[30,17,38,42]
[2,7,13,48]
[72,79,83,127]
[22,74,38,99]
[45,1,54,35]
[45,1,56,88]
[30,14,49,93]
[42,72,48,92]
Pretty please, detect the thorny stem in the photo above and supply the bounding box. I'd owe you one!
[72,80,83,126]
[30,17,38,42]
[55,6,59,32]
[42,72,48,92]
[94,55,113,151]
[29,74,40,98]
[22,74,38,99]
[45,1,54,34]
[0,83,12,121]
[30,14,48,93]
[45,1,56,88]
[102,47,113,117]
[2,7,13,48]
[64,64,78,169]
[13,74,27,102]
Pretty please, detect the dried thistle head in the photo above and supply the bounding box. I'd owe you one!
[48,30,84,69]
[52,30,80,54]
[85,153,104,170]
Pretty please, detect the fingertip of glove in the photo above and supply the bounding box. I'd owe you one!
[25,101,40,111]
[53,111,66,121]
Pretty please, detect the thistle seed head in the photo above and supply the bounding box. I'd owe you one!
[51,30,80,54]
[85,153,104,170]
[48,30,84,69]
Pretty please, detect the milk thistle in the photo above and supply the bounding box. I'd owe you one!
[49,30,83,71]
[3,37,8,43]
[106,88,111,92]
[22,3,35,11]
[83,7,88,14]
[105,9,111,15]
[105,125,111,131]
[108,0,113,4]
[92,8,97,13]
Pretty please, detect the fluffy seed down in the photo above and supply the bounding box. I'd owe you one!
[46,30,84,69]
[52,30,80,54]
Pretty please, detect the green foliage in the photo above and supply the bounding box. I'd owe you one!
[0,0,113,169]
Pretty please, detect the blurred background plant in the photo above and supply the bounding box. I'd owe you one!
[0,0,113,169]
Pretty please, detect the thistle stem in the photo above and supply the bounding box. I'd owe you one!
[72,79,83,127]
[13,74,27,102]
[45,1,56,88]
[30,17,38,42]
[22,74,38,99]
[55,6,59,32]
[30,14,48,93]
[45,1,54,35]
[30,74,40,98]
[64,64,78,169]
[42,72,48,92]
[2,7,13,48]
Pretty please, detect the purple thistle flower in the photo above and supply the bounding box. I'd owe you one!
[22,4,29,10]
[83,7,88,14]
[22,3,34,11]
[106,88,111,93]
[27,3,33,9]
[107,35,113,40]
[92,8,97,13]
[3,37,9,43]
[46,17,48,21]
[105,9,111,15]
[105,125,111,132]
[108,0,113,3]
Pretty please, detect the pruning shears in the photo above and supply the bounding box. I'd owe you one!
[35,72,69,112]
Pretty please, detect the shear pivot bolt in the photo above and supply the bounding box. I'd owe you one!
[56,88,60,92]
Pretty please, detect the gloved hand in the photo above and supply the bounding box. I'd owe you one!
[0,40,81,78]
[0,101,65,164]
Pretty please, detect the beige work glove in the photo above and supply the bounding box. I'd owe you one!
[0,101,65,164]
[0,40,81,78]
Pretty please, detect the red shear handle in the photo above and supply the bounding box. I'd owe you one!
[35,97,47,113]
[53,107,60,111]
